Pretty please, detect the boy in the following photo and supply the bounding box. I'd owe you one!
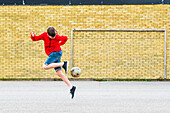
[30,26,76,99]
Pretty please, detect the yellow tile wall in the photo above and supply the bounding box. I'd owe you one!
[0,5,169,79]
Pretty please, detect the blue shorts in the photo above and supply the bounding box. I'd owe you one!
[44,51,62,72]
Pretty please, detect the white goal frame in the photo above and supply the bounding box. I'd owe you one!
[71,29,167,79]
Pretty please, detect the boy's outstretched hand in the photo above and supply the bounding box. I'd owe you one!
[30,31,35,37]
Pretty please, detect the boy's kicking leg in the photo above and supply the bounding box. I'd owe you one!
[43,62,63,70]
[43,61,68,73]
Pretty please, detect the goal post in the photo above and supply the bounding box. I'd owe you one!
[71,29,167,79]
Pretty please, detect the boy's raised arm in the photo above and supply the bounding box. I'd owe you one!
[30,31,44,41]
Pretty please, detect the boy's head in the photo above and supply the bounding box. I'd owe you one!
[47,26,56,38]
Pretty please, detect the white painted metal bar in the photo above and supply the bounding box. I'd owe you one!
[71,29,166,79]
[73,29,165,32]
[164,29,167,79]
[70,29,73,78]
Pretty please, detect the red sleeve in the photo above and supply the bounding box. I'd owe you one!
[56,35,68,46]
[31,32,44,41]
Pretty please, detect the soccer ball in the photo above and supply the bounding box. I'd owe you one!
[71,67,81,77]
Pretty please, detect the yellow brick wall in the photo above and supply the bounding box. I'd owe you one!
[73,31,165,79]
[0,5,169,79]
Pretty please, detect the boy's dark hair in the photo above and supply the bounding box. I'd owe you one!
[47,26,56,37]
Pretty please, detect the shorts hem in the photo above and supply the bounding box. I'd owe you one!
[54,68,62,72]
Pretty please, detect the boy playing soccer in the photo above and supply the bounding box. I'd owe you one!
[30,26,76,99]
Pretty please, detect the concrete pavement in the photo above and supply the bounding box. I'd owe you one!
[0,81,170,113]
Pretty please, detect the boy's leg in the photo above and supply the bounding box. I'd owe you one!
[56,70,72,88]
[43,61,68,73]
[56,70,76,99]
[43,63,64,70]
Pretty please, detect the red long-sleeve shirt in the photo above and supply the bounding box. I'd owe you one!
[31,32,67,56]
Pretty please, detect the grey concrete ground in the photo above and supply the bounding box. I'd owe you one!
[0,81,170,113]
